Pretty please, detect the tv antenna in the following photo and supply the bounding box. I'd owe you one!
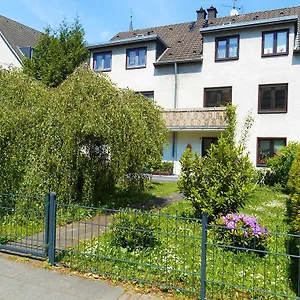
[222,0,243,16]
[129,9,133,31]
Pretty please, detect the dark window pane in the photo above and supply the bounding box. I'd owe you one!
[140,91,154,99]
[258,138,286,165]
[205,88,232,107]
[202,138,218,156]
[259,84,287,112]
[258,140,271,164]
[275,88,286,109]
[260,88,272,110]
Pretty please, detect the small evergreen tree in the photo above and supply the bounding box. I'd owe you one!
[178,106,256,219]
[23,18,89,87]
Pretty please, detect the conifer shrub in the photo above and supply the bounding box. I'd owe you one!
[178,106,256,219]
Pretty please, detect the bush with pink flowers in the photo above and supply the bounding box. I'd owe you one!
[214,213,269,253]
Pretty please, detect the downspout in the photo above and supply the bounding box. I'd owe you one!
[172,62,178,174]
[174,62,178,108]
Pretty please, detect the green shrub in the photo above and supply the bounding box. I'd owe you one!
[111,209,159,251]
[214,213,269,253]
[266,142,300,191]
[286,149,300,292]
[178,106,256,219]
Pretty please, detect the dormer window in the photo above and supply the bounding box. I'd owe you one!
[93,52,112,71]
[215,35,239,61]
[262,29,289,56]
[126,47,146,69]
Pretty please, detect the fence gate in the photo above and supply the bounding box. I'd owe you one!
[0,192,56,259]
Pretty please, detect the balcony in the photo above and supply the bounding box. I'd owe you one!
[163,107,227,130]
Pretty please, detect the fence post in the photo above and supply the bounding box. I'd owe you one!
[201,212,208,300]
[45,193,50,255]
[48,192,57,265]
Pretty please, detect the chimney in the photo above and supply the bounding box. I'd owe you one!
[207,6,218,19]
[196,7,207,20]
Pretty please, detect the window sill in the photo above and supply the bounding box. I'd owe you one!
[126,65,146,70]
[94,69,111,73]
[215,57,239,62]
[258,110,287,114]
[261,52,289,57]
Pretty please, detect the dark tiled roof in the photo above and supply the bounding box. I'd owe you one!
[111,6,300,63]
[0,15,41,61]
[111,21,204,63]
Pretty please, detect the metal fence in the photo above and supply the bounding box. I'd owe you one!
[0,193,48,257]
[1,192,300,299]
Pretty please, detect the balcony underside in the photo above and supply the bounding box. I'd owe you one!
[163,107,227,130]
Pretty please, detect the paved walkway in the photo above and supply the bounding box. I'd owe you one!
[11,192,184,251]
[0,254,162,300]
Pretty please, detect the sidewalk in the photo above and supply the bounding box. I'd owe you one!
[0,255,162,300]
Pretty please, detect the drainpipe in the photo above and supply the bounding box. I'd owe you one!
[174,62,178,108]
[172,62,178,174]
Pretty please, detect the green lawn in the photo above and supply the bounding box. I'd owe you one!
[101,181,179,208]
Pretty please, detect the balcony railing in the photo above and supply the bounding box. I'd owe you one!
[163,107,227,130]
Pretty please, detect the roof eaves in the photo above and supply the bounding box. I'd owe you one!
[200,15,298,34]
[87,34,168,50]
[0,30,21,63]
[154,58,203,66]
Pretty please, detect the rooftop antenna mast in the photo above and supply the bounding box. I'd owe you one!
[129,9,133,31]
[222,0,243,16]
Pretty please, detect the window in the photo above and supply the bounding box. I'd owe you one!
[204,87,232,107]
[258,84,288,113]
[139,91,154,100]
[93,52,112,71]
[215,36,239,60]
[202,137,218,157]
[262,30,289,56]
[126,47,146,69]
[257,138,286,166]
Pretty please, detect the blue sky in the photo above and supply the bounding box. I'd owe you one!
[2,0,300,44]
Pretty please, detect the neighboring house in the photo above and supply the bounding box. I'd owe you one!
[88,5,300,174]
[0,15,41,68]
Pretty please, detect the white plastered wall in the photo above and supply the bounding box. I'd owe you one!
[0,34,21,68]
[90,22,300,172]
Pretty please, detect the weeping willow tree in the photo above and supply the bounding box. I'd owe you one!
[0,68,168,204]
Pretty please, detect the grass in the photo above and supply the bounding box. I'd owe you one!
[101,181,178,208]
[57,185,298,299]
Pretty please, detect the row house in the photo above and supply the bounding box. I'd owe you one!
[88,5,300,174]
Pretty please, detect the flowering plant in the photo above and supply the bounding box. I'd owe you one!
[214,213,269,253]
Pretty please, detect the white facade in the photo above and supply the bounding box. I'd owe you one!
[89,17,300,174]
[0,33,21,69]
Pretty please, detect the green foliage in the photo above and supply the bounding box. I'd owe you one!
[287,149,300,234]
[23,18,89,87]
[178,105,256,219]
[266,142,300,191]
[60,187,295,298]
[111,210,159,251]
[0,68,168,205]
